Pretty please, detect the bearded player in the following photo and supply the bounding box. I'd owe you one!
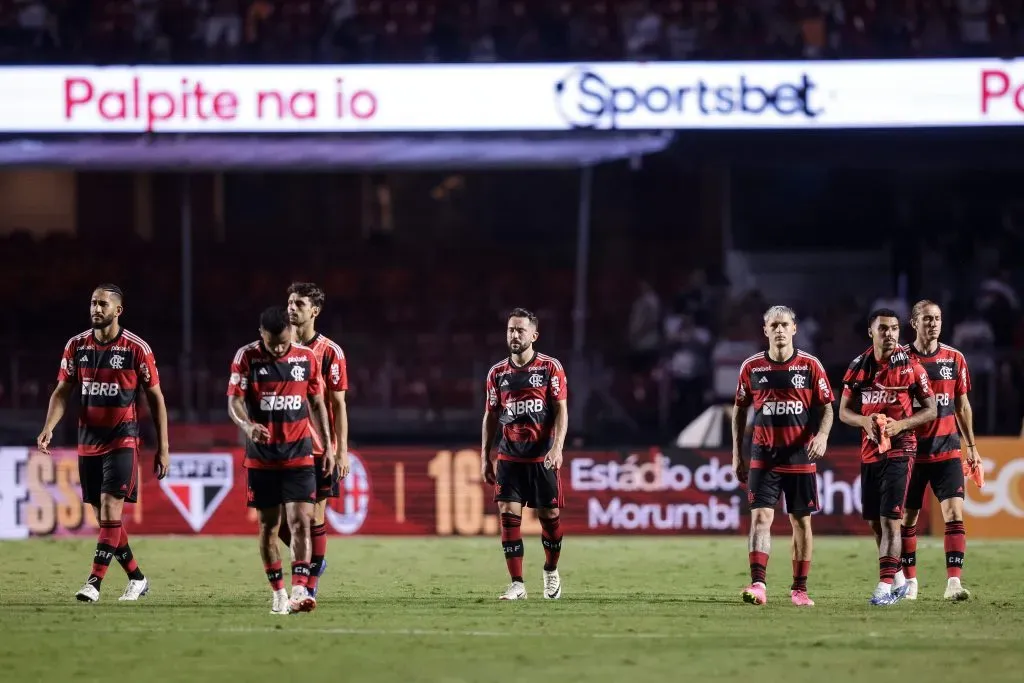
[37,284,169,603]
[899,300,978,600]
[839,309,936,606]
[280,282,350,599]
[482,308,568,601]
[733,306,834,607]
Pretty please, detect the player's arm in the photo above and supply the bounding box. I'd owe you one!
[481,370,500,484]
[329,389,349,476]
[544,398,568,470]
[731,364,752,479]
[886,363,937,436]
[839,391,877,441]
[952,357,981,467]
[807,362,835,460]
[730,403,750,479]
[308,389,335,473]
[228,395,269,443]
[37,380,75,454]
[142,384,170,479]
[325,349,350,477]
[808,403,834,460]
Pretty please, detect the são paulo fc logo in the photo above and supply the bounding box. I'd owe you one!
[158,454,234,532]
[324,451,371,535]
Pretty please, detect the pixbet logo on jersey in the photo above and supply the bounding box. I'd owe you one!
[553,66,822,129]
[158,454,234,532]
[324,451,371,535]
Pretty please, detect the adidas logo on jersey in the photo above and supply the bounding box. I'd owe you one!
[759,377,768,383]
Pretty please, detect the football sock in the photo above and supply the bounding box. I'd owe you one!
[749,551,768,585]
[791,560,810,592]
[291,561,311,588]
[945,521,966,579]
[500,512,524,582]
[901,524,917,580]
[265,560,284,591]
[114,524,144,581]
[540,516,562,572]
[879,555,900,584]
[307,523,328,592]
[89,520,122,589]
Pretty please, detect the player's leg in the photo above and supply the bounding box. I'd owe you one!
[871,458,912,605]
[277,503,291,552]
[249,469,289,614]
[282,467,317,613]
[494,459,527,600]
[106,449,148,600]
[742,467,779,605]
[534,462,564,600]
[784,472,818,606]
[934,459,970,600]
[899,463,929,600]
[76,451,133,602]
[306,459,339,598]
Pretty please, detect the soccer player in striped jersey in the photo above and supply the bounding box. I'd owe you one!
[228,306,335,615]
[839,309,936,606]
[482,308,568,601]
[283,282,350,599]
[732,306,834,607]
[37,284,170,603]
[899,300,979,601]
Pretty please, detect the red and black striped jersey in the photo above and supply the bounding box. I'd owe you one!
[842,347,933,463]
[905,342,971,463]
[485,352,567,462]
[735,349,833,473]
[303,332,347,456]
[227,341,323,470]
[57,328,160,456]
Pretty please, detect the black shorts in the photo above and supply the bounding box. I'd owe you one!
[314,456,340,501]
[905,458,965,509]
[861,457,913,521]
[79,449,138,507]
[747,468,819,515]
[493,459,564,509]
[246,467,316,509]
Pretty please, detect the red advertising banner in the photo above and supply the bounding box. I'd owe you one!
[0,446,879,539]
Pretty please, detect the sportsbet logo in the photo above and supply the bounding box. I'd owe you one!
[554,66,821,130]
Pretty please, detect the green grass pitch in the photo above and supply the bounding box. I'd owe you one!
[1,537,1022,682]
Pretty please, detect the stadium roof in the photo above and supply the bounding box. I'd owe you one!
[0,132,674,170]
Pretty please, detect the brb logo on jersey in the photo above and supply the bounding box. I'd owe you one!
[762,401,804,416]
[260,394,303,411]
[325,451,371,535]
[159,454,234,533]
[861,390,899,405]
[506,398,545,418]
[82,380,120,397]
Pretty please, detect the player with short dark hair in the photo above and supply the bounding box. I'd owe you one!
[281,282,350,599]
[839,308,937,606]
[733,305,834,607]
[37,284,170,603]
[482,308,568,601]
[899,300,977,601]
[228,306,336,615]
